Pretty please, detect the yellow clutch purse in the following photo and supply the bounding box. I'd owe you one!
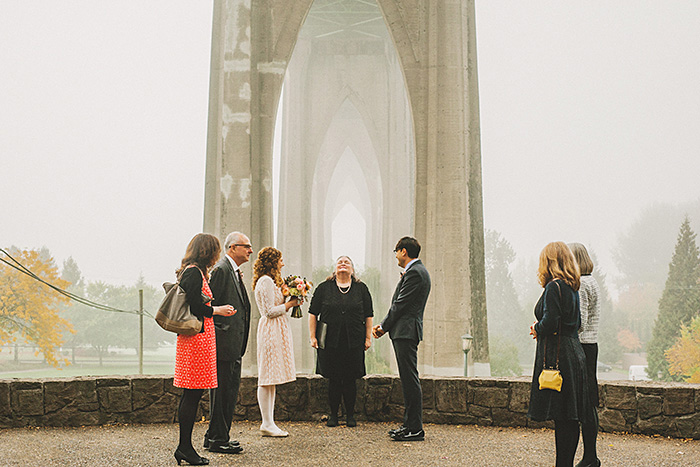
[538,368,563,392]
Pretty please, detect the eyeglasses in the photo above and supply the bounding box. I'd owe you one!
[232,244,253,250]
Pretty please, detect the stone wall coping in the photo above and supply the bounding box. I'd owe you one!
[1,375,698,439]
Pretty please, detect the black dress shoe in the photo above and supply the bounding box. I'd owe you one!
[392,429,425,442]
[575,458,601,467]
[388,425,407,435]
[390,426,409,438]
[205,438,240,449]
[326,414,339,427]
[208,443,243,454]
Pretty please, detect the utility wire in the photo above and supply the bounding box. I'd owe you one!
[0,248,154,318]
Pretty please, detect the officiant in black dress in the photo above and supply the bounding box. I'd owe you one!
[309,256,373,428]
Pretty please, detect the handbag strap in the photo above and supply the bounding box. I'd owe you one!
[543,280,562,370]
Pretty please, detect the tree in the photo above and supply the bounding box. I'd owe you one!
[60,257,89,364]
[61,257,170,366]
[0,247,74,366]
[647,218,700,381]
[484,230,529,372]
[665,315,700,383]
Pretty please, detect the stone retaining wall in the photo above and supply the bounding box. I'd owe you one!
[1,375,698,439]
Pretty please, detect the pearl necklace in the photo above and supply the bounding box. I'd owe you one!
[336,280,352,294]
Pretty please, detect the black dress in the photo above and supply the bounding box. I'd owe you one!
[308,279,373,380]
[527,279,592,422]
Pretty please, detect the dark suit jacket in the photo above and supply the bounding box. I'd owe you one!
[209,257,251,362]
[381,259,431,341]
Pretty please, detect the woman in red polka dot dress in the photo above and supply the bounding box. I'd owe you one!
[173,234,235,466]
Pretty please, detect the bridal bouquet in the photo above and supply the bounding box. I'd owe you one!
[283,275,313,318]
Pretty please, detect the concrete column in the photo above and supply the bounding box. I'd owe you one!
[204,0,314,374]
[378,0,489,375]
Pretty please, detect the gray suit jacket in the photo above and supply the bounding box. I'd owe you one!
[381,259,431,341]
[209,257,251,361]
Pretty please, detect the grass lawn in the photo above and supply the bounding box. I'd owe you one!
[0,360,174,379]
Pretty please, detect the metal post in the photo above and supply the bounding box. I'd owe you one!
[463,349,470,377]
[139,289,144,375]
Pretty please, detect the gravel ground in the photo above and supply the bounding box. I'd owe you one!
[0,420,698,466]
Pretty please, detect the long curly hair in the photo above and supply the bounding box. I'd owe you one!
[176,233,221,276]
[252,246,284,289]
[537,241,580,291]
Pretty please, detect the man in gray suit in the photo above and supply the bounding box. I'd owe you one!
[372,236,431,441]
[204,232,252,454]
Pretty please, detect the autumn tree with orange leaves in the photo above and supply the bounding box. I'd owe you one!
[0,247,74,366]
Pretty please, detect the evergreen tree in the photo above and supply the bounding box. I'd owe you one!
[647,218,700,381]
[484,230,526,375]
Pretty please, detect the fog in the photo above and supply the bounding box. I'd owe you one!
[2,1,700,320]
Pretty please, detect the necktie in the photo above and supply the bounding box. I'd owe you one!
[237,270,250,308]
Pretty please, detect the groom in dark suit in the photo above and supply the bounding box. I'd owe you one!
[204,232,252,454]
[372,236,431,441]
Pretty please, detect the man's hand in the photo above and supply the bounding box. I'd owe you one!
[372,324,385,338]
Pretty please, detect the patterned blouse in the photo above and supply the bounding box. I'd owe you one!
[578,274,600,344]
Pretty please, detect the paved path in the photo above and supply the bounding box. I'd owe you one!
[0,420,698,466]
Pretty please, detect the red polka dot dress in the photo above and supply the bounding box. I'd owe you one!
[174,266,218,389]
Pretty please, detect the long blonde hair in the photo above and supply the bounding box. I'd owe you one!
[568,242,594,275]
[537,242,580,291]
[252,246,284,289]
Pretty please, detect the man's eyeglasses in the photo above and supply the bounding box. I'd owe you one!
[232,244,253,250]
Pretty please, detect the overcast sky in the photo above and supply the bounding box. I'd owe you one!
[1,1,699,293]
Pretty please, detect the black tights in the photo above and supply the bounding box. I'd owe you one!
[328,377,356,418]
[580,408,599,463]
[554,420,580,467]
[178,389,204,454]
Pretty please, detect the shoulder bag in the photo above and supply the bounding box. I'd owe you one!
[538,281,563,392]
[155,269,204,336]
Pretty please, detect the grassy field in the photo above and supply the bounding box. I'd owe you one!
[0,360,175,379]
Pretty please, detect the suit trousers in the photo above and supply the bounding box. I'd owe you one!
[206,358,242,444]
[392,338,422,431]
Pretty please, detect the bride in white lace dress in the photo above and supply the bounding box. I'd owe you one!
[252,247,299,437]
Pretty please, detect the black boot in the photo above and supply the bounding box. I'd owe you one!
[327,378,342,427]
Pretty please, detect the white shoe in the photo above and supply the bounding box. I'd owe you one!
[260,425,288,437]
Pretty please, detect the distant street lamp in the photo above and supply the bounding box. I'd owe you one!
[461,333,473,377]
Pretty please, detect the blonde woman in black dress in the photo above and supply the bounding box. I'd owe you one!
[528,242,592,467]
[308,256,373,427]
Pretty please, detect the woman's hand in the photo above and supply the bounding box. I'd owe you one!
[309,336,318,349]
[529,321,538,339]
[214,305,236,317]
[285,296,300,310]
[364,337,371,351]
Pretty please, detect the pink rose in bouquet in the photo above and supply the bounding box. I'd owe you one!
[284,275,313,318]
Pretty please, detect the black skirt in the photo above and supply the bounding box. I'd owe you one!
[527,334,593,422]
[316,324,366,380]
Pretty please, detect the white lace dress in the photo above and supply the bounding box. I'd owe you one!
[255,275,296,386]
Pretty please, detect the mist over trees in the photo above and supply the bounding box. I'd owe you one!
[1,248,169,372]
[59,259,171,366]
[484,230,532,376]
[647,218,700,381]
[486,201,700,380]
